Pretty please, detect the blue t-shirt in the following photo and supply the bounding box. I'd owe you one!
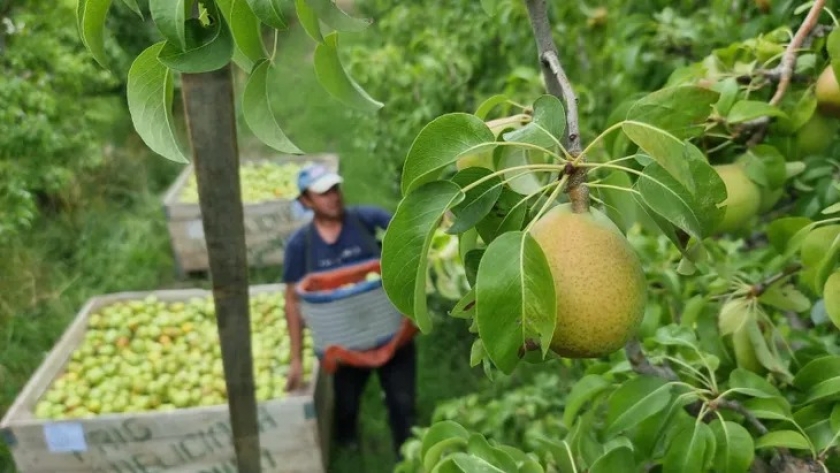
[282,205,392,284]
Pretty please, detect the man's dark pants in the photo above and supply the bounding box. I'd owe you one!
[331,339,417,458]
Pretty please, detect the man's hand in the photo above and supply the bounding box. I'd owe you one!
[285,358,303,392]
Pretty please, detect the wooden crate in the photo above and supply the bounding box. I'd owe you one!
[0,284,334,473]
[162,153,340,275]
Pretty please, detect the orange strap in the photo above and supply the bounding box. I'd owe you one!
[320,318,419,374]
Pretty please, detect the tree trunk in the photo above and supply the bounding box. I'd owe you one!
[180,64,262,473]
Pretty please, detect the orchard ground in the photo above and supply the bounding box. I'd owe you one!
[0,18,561,472]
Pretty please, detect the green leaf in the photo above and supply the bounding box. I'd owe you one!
[712,77,739,117]
[727,100,788,123]
[474,187,527,244]
[832,404,840,433]
[127,42,189,164]
[746,320,792,381]
[77,0,113,68]
[755,430,811,450]
[593,169,636,233]
[625,85,719,139]
[621,121,695,191]
[421,421,471,469]
[304,0,372,32]
[157,6,234,74]
[823,202,840,215]
[743,397,793,421]
[794,404,836,452]
[466,434,518,472]
[589,446,635,473]
[381,181,465,333]
[538,439,577,473]
[402,114,495,195]
[728,368,782,399]
[314,32,383,114]
[663,422,714,473]
[793,355,840,404]
[246,0,288,30]
[475,231,557,374]
[563,374,613,427]
[469,338,484,367]
[814,233,840,297]
[295,0,323,43]
[475,94,511,120]
[709,419,754,473]
[149,0,186,50]
[448,452,507,472]
[494,446,544,473]
[450,288,475,320]
[633,154,726,240]
[604,376,673,438]
[463,249,483,288]
[758,284,811,313]
[738,145,787,189]
[242,60,303,154]
[118,0,143,18]
[497,147,546,196]
[225,0,268,67]
[501,95,565,149]
[766,217,812,254]
[448,168,503,234]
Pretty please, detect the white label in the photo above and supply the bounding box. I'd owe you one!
[187,220,205,239]
[43,422,87,453]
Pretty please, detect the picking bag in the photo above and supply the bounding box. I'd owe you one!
[295,258,409,359]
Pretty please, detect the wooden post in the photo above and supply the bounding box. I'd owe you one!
[180,64,262,473]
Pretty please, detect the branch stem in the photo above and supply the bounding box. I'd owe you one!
[769,0,826,106]
[524,0,588,213]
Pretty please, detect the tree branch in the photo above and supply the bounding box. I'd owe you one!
[624,338,678,380]
[739,0,826,146]
[714,399,769,435]
[769,0,826,107]
[524,0,588,213]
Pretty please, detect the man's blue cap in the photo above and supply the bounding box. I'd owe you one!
[297,163,343,195]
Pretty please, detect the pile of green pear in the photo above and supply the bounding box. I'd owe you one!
[34,292,314,420]
[179,161,306,204]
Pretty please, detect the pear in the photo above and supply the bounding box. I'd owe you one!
[816,66,840,119]
[529,204,647,358]
[795,112,838,158]
[713,164,762,234]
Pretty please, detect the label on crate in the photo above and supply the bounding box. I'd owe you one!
[43,422,87,452]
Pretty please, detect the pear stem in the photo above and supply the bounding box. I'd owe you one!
[524,0,589,214]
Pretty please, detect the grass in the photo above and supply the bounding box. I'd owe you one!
[0,19,489,473]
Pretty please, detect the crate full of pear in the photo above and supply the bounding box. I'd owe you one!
[0,284,334,473]
[162,153,340,275]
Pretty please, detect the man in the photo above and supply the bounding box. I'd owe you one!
[281,163,417,458]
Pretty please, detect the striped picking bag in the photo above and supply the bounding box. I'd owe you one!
[295,258,405,354]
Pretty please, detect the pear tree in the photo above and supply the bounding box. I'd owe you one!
[73,0,840,472]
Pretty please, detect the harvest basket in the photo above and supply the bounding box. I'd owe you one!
[295,259,404,354]
[161,153,339,276]
[0,284,334,473]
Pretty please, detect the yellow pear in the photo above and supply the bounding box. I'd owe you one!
[529,203,648,358]
[816,66,840,119]
[713,164,762,234]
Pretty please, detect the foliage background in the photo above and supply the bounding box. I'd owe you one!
[1,0,834,472]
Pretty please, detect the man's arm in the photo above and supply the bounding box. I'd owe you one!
[284,283,304,367]
[281,231,306,390]
[356,205,393,232]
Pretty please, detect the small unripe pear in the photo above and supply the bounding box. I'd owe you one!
[529,204,647,358]
[713,164,762,234]
[824,271,840,330]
